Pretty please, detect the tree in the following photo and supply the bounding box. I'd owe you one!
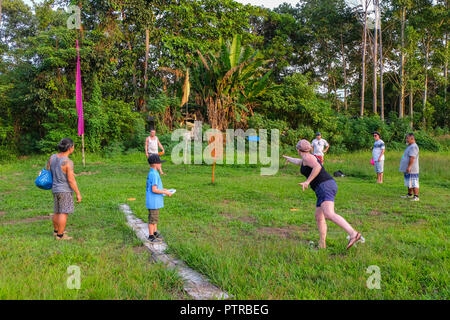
[188,35,273,130]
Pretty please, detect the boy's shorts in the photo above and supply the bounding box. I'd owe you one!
[374,160,384,173]
[404,173,419,188]
[53,192,74,214]
[148,209,160,224]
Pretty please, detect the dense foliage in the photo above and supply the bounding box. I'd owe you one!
[0,0,448,159]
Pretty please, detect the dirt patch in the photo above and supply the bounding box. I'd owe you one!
[18,156,29,160]
[328,159,344,163]
[0,211,6,216]
[369,210,384,216]
[219,212,257,224]
[75,171,100,176]
[32,165,39,168]
[1,215,51,225]
[13,172,24,176]
[256,225,308,239]
[89,162,105,165]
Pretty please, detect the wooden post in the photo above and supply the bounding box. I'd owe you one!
[81,133,86,167]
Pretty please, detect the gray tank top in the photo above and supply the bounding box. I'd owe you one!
[50,154,73,193]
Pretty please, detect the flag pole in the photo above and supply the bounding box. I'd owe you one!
[76,38,85,167]
[82,133,85,167]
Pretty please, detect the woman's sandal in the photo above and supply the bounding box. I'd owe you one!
[346,232,361,250]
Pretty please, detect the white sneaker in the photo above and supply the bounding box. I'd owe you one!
[410,197,420,201]
[401,194,413,199]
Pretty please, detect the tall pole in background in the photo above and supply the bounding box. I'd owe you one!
[378,0,384,120]
[373,0,378,115]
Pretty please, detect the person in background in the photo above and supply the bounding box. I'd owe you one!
[399,133,420,201]
[372,131,385,184]
[311,133,329,164]
[145,129,165,175]
[46,138,82,240]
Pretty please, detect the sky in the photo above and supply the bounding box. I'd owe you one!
[24,0,301,10]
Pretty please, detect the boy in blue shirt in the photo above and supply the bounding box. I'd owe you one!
[146,154,173,242]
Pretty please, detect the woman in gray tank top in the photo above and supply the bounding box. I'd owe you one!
[46,138,82,240]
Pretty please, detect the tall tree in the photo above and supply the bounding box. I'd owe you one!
[360,0,371,117]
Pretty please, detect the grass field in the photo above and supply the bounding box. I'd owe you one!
[0,150,449,299]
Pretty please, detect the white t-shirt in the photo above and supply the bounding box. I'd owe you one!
[147,136,159,154]
[312,138,329,156]
[372,139,385,162]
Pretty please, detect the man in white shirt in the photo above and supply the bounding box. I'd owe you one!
[311,133,329,164]
[372,131,385,184]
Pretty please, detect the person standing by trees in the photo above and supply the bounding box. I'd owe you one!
[372,131,386,183]
[400,133,420,201]
[46,138,82,240]
[145,129,165,175]
[311,133,329,164]
[283,140,362,250]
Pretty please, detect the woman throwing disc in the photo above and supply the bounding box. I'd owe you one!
[283,139,361,249]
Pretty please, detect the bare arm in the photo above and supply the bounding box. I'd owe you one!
[62,159,81,202]
[378,148,385,161]
[152,184,172,196]
[299,155,322,191]
[406,156,415,173]
[145,137,149,157]
[157,138,164,153]
[282,155,302,166]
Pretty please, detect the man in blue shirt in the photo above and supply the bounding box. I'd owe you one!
[146,154,173,242]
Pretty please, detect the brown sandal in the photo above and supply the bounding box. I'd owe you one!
[346,232,361,250]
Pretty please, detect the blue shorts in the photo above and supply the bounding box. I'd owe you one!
[404,173,419,188]
[314,179,337,207]
[374,160,384,173]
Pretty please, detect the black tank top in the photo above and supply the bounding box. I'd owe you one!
[300,156,334,191]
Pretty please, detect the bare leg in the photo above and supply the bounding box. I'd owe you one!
[148,224,156,236]
[56,213,68,234]
[52,214,58,231]
[413,187,419,196]
[380,172,383,183]
[315,207,327,248]
[321,201,357,238]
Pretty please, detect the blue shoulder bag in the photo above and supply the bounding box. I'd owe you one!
[35,163,53,190]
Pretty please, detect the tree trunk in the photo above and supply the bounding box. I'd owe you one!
[410,85,414,129]
[361,0,369,117]
[399,6,406,118]
[423,38,430,128]
[0,0,3,28]
[379,9,385,121]
[445,31,448,102]
[121,10,138,110]
[341,32,348,111]
[373,0,379,115]
[144,29,149,90]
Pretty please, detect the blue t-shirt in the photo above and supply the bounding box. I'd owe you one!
[146,168,164,209]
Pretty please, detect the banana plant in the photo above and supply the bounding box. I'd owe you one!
[188,34,274,130]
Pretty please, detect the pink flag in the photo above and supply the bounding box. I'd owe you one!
[76,40,84,136]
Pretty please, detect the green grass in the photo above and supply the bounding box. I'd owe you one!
[0,151,449,299]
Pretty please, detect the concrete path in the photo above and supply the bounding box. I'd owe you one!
[119,204,230,300]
